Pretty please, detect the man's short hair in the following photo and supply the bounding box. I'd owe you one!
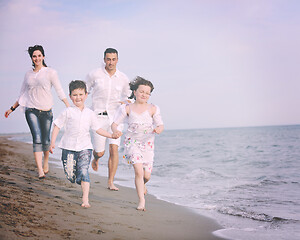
[104,48,118,58]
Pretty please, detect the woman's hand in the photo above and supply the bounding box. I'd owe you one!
[5,102,19,118]
[4,109,12,118]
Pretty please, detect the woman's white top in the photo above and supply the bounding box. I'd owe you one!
[18,67,66,110]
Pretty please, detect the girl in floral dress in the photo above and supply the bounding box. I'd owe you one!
[112,76,164,211]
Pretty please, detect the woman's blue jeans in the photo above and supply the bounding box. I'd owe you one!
[25,108,53,152]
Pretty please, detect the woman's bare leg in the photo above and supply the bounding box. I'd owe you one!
[34,151,44,178]
[43,150,49,173]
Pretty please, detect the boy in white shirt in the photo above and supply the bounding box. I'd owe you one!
[49,80,121,208]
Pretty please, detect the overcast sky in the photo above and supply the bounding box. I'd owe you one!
[1,0,300,133]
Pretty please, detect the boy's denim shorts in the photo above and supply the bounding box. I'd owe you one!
[61,149,92,185]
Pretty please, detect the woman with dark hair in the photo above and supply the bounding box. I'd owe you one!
[4,45,69,179]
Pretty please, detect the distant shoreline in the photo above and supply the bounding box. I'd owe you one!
[1,123,299,135]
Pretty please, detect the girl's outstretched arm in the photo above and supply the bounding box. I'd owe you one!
[111,104,128,138]
[111,122,123,139]
[153,125,164,134]
[152,105,164,134]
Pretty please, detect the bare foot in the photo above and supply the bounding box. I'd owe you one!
[107,183,119,191]
[137,206,146,211]
[137,199,146,211]
[91,159,99,171]
[43,164,49,174]
[81,203,91,208]
[38,170,45,179]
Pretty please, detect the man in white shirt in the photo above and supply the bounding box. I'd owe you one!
[86,48,131,191]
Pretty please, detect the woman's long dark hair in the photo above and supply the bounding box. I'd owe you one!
[28,45,47,67]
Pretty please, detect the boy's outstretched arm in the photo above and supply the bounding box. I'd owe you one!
[49,125,60,154]
[96,128,118,139]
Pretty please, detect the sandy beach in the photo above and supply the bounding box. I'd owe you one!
[0,136,224,240]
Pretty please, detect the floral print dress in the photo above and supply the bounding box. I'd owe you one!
[114,104,163,173]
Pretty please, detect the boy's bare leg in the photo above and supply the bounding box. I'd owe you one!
[43,150,49,174]
[81,181,91,208]
[107,144,119,191]
[91,150,104,171]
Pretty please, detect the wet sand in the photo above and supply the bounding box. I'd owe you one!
[0,136,224,240]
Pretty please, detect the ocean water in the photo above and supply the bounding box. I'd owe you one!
[8,125,300,240]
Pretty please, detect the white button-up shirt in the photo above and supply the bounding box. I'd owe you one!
[18,67,66,110]
[54,106,101,151]
[86,66,131,123]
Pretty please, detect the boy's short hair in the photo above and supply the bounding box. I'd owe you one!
[69,80,87,95]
